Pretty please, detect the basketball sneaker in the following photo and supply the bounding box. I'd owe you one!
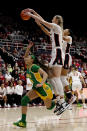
[68,105,72,110]
[56,102,70,115]
[68,95,77,104]
[83,104,87,109]
[54,101,61,113]
[77,103,82,107]
[13,120,26,128]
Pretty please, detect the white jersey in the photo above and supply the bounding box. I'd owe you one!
[0,87,6,96]
[15,85,23,96]
[69,71,81,83]
[6,86,14,95]
[50,23,63,49]
[62,36,72,58]
[49,23,63,67]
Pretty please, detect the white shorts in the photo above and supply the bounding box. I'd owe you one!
[49,47,63,67]
[72,82,82,91]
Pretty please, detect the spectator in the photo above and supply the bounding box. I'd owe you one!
[0,71,5,85]
[19,70,26,85]
[0,55,5,66]
[15,80,23,106]
[6,82,15,107]
[7,64,13,74]
[0,83,7,107]
[11,66,19,81]
[1,64,6,75]
[5,70,12,81]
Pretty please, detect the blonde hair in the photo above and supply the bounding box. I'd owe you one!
[55,15,64,31]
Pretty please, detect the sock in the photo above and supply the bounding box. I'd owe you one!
[56,95,60,102]
[60,98,65,104]
[21,114,26,122]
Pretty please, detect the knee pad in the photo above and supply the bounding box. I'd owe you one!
[21,95,30,106]
[47,101,55,110]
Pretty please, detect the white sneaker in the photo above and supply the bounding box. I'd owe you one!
[83,104,87,109]
[0,104,1,108]
[13,104,17,107]
[68,105,72,110]
[7,104,11,108]
[4,103,7,108]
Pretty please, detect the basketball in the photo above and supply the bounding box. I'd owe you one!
[20,10,31,21]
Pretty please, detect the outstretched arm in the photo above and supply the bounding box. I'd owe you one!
[25,12,53,30]
[36,68,48,87]
[23,8,44,21]
[24,41,34,58]
[35,20,50,36]
[23,8,51,36]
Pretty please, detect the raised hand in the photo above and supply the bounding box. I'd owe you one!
[27,41,34,49]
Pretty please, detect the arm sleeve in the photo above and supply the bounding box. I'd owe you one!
[31,64,40,73]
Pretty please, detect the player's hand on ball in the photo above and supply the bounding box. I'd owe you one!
[24,8,34,13]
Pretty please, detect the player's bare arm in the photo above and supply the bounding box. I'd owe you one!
[23,8,44,21]
[24,41,33,59]
[36,68,48,87]
[35,20,50,36]
[26,12,54,30]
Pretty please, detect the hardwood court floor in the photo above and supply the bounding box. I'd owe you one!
[0,105,87,131]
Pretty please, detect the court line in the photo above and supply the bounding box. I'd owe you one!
[0,121,87,128]
[59,116,87,120]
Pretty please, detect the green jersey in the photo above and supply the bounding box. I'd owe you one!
[26,64,43,89]
[26,64,52,98]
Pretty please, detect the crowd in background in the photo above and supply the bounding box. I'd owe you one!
[0,23,87,108]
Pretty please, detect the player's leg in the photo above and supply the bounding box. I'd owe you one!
[35,83,56,110]
[13,89,39,128]
[80,89,87,109]
[61,68,76,105]
[44,98,55,110]
[61,54,75,103]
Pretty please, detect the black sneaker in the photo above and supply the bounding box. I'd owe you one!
[56,102,70,115]
[54,101,61,113]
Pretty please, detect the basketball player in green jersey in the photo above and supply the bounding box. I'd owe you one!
[13,41,56,128]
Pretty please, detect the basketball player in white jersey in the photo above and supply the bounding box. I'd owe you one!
[23,8,71,114]
[69,67,87,109]
[59,29,76,111]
